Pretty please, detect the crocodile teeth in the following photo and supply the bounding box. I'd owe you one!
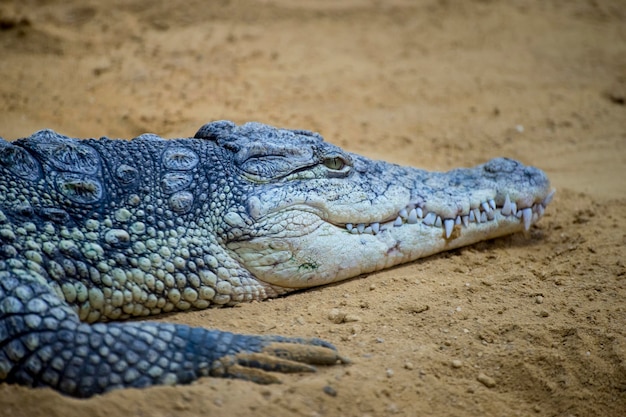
[343,194,552,236]
[535,204,544,217]
[423,212,436,226]
[501,194,512,216]
[522,207,532,231]
[472,208,481,222]
[444,219,455,239]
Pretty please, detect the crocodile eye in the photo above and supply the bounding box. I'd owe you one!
[323,156,346,170]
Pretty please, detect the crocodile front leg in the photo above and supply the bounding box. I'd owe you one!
[0,269,346,398]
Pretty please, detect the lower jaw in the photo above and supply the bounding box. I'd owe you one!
[239,210,539,290]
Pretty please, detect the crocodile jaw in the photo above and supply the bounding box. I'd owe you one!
[230,208,542,288]
[228,157,554,289]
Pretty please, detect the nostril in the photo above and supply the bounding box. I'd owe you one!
[483,157,519,174]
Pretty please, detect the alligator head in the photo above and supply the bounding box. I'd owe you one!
[197,121,554,290]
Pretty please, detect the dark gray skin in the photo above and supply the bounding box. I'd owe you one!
[0,121,553,397]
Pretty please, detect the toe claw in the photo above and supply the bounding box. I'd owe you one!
[262,342,348,366]
[211,334,349,384]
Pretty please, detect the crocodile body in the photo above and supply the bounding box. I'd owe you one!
[0,121,553,397]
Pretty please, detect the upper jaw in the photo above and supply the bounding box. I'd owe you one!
[341,157,554,238]
[343,187,555,239]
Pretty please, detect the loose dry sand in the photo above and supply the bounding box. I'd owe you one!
[1,1,625,416]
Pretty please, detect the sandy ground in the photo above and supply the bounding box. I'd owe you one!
[1,1,625,416]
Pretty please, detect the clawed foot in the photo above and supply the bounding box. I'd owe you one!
[211,336,350,384]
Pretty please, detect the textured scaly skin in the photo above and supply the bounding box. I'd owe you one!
[0,121,553,397]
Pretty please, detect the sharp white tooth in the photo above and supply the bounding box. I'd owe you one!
[350,227,359,234]
[487,210,495,220]
[482,201,491,213]
[407,208,418,224]
[455,215,461,225]
[346,223,353,231]
[510,202,517,216]
[489,199,496,210]
[371,222,380,234]
[537,204,544,217]
[394,216,403,227]
[469,210,476,222]
[435,216,442,228]
[501,194,512,216]
[472,208,481,222]
[462,215,469,227]
[480,212,487,223]
[444,219,454,238]
[423,212,436,226]
[399,208,408,219]
[543,189,555,206]
[363,226,373,234]
[416,207,423,218]
[522,207,532,230]
[357,223,365,233]
[516,209,523,219]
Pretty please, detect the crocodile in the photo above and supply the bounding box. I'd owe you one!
[0,120,554,397]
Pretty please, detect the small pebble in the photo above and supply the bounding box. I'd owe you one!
[327,308,361,323]
[386,368,394,378]
[535,295,544,304]
[323,385,337,397]
[451,359,463,368]
[404,361,414,370]
[369,283,376,291]
[405,304,429,314]
[477,373,497,388]
[328,308,346,324]
[343,314,361,323]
